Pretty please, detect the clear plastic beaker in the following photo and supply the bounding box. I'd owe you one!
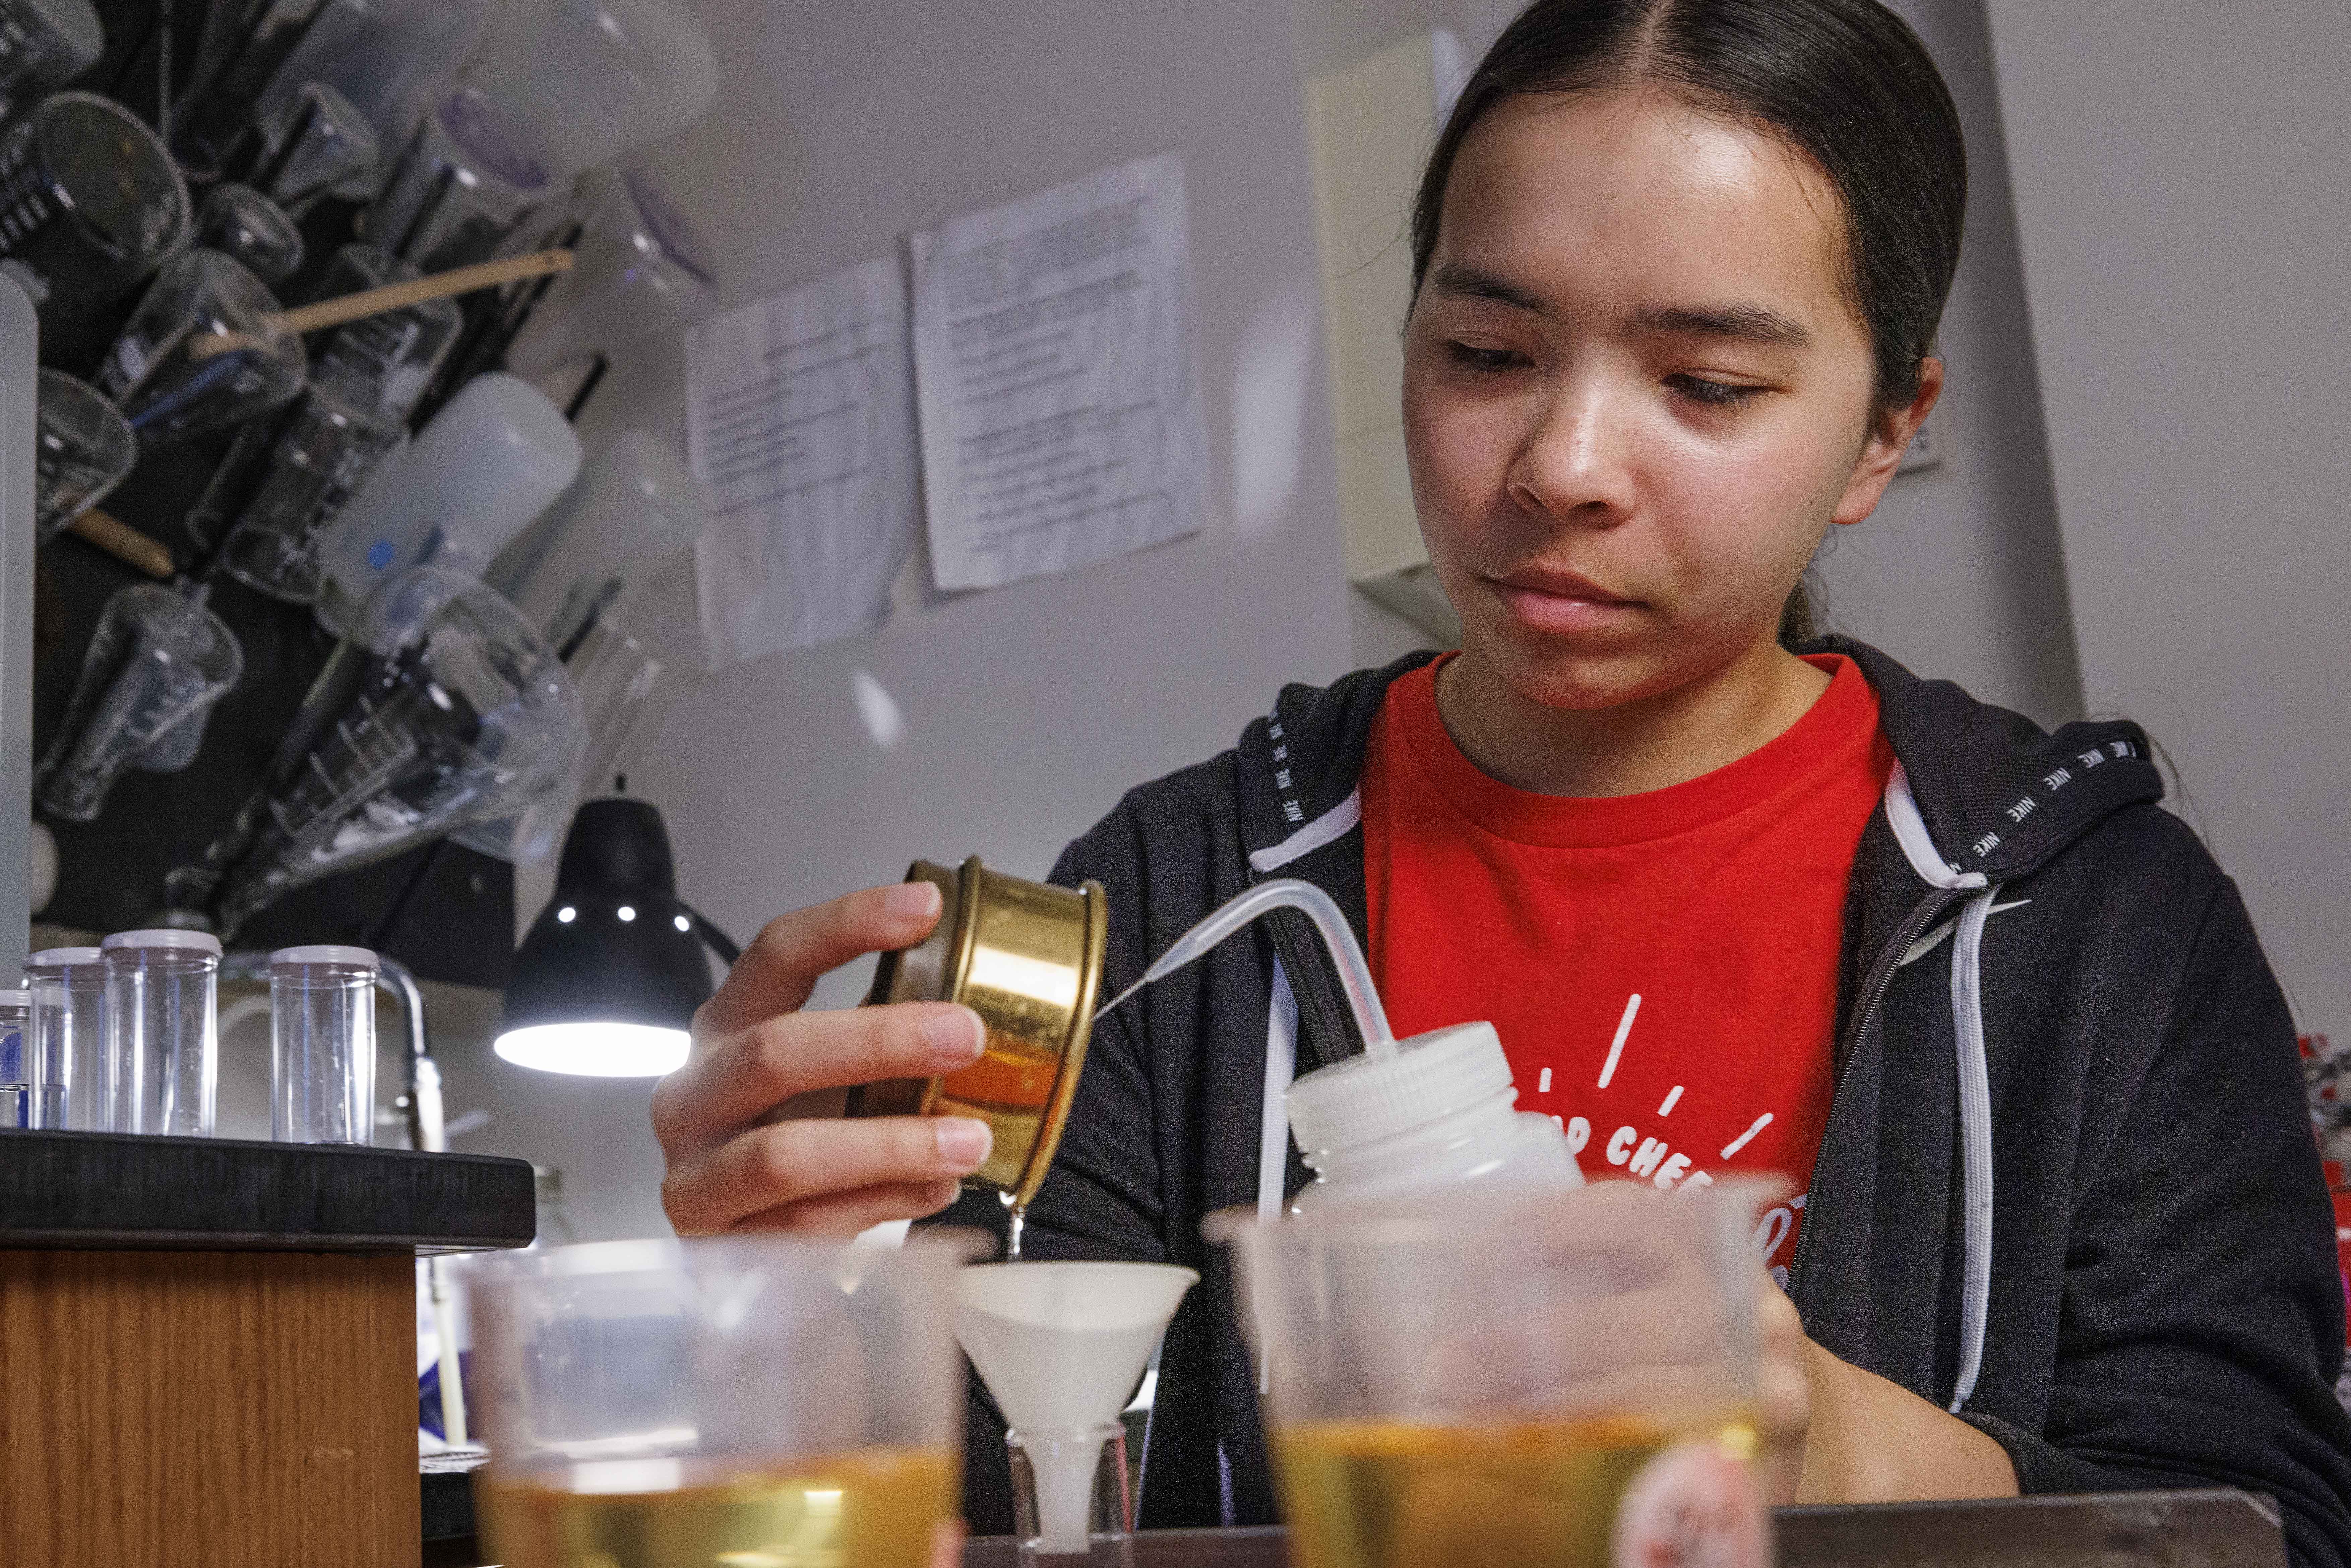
[270,943,376,1144]
[300,244,462,423]
[96,249,307,446]
[0,986,27,1129]
[102,927,222,1138]
[456,584,706,864]
[249,79,379,214]
[216,379,406,604]
[255,0,501,156]
[465,1233,980,1568]
[34,368,136,543]
[26,944,107,1129]
[193,183,306,287]
[486,428,712,650]
[365,86,558,273]
[37,581,244,821]
[505,168,718,376]
[0,90,188,362]
[1208,1182,1774,1568]
[0,0,104,125]
[314,371,581,635]
[200,567,584,935]
[456,0,716,177]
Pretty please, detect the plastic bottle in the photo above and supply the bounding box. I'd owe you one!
[1284,1020,1579,1210]
[1098,878,1581,1212]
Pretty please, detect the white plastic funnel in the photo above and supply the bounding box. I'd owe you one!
[954,1261,1196,1553]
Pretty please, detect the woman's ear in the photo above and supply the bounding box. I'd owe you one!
[1831,357,1945,526]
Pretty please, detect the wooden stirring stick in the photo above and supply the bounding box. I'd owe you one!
[66,509,175,579]
[186,249,574,362]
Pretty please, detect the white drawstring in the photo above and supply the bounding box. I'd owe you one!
[1947,883,1999,1412]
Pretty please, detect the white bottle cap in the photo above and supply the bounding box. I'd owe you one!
[270,945,379,970]
[26,947,103,967]
[1284,1021,1515,1157]
[0,988,27,1009]
[101,928,223,957]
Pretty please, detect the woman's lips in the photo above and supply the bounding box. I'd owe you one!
[1486,571,1643,634]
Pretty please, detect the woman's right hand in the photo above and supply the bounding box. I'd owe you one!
[650,881,994,1238]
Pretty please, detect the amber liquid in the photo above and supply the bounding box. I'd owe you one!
[1276,1416,1688,1568]
[477,1445,955,1568]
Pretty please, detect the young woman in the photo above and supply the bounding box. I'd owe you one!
[653,0,2351,1558]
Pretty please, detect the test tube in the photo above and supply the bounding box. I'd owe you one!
[0,987,26,1128]
[269,944,378,1144]
[102,929,222,1138]
[26,945,106,1129]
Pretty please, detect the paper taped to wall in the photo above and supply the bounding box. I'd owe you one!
[909,151,1210,591]
[686,253,920,668]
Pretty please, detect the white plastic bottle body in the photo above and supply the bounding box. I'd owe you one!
[1292,1095,1579,1211]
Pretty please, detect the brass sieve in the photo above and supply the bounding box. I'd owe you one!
[850,856,1109,1209]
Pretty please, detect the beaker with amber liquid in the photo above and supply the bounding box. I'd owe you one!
[465,1232,983,1568]
[1209,1181,1777,1568]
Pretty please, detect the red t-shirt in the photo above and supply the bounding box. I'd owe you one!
[1360,654,1893,1278]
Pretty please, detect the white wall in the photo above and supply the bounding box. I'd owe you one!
[1290,0,2085,726]
[1986,3,2351,1035]
[453,0,1359,1240]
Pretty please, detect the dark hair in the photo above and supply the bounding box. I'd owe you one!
[1409,0,1967,643]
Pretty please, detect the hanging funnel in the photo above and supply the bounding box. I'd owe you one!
[954,1261,1196,1554]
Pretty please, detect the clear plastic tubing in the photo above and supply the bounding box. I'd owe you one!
[1095,878,1395,1055]
[26,945,107,1129]
[103,928,222,1137]
[0,988,28,1129]
[271,944,379,1144]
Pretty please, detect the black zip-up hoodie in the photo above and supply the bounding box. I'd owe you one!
[947,638,2351,1565]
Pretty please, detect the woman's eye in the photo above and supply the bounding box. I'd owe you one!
[1444,341,1527,375]
[1670,374,1767,409]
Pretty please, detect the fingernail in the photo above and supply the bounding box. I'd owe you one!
[885,881,941,919]
[924,1007,985,1067]
[936,1118,992,1171]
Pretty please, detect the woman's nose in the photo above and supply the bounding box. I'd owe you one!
[1506,383,1636,526]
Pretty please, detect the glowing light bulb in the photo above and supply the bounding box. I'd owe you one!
[556,905,576,923]
[617,905,636,922]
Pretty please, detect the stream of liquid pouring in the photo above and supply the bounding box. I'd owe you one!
[1005,1197,1026,1260]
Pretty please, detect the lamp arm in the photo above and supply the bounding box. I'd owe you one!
[682,903,741,967]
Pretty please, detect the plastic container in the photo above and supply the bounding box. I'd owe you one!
[484,429,711,651]
[102,928,222,1137]
[314,372,582,636]
[504,169,718,376]
[1285,1020,1581,1211]
[464,1233,981,1564]
[26,945,107,1129]
[269,944,377,1144]
[455,0,716,176]
[1207,1183,1775,1568]
[362,86,558,273]
[0,987,26,1128]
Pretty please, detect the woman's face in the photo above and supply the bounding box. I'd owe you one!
[1403,89,1917,710]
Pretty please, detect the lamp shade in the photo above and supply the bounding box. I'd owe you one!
[496,797,710,1076]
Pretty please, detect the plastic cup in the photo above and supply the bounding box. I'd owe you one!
[0,90,188,364]
[26,945,106,1129]
[313,371,581,636]
[102,928,222,1138]
[193,183,306,287]
[1207,1182,1776,1568]
[1009,1424,1132,1568]
[33,368,135,543]
[249,79,379,214]
[464,1232,981,1568]
[216,380,406,604]
[270,944,376,1144]
[506,169,719,376]
[0,987,26,1128]
[0,0,104,125]
[365,86,557,273]
[95,249,307,447]
[37,581,243,821]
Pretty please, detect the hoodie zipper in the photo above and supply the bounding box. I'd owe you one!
[1784,884,1964,1297]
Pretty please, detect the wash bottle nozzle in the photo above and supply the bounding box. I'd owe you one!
[1094,878,1396,1057]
